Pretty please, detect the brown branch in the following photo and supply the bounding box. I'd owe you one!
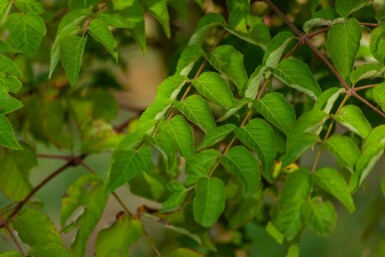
[352,91,385,118]
[353,84,378,92]
[6,154,86,221]
[360,22,379,27]
[0,217,26,256]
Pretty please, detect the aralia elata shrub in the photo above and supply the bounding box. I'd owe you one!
[1,0,385,256]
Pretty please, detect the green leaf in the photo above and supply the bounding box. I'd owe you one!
[174,95,216,133]
[326,19,361,82]
[313,87,343,114]
[370,23,385,64]
[350,63,385,85]
[188,13,225,46]
[112,0,134,10]
[5,13,46,57]
[312,167,355,213]
[263,32,295,68]
[244,65,267,99]
[160,190,187,213]
[105,146,152,192]
[274,200,304,241]
[286,244,300,257]
[140,0,170,37]
[206,45,248,94]
[61,174,108,257]
[95,215,143,257]
[302,198,337,237]
[235,118,277,179]
[273,58,322,100]
[324,134,361,171]
[192,72,235,108]
[197,124,236,150]
[88,18,118,62]
[123,0,146,51]
[254,92,296,134]
[193,177,225,227]
[3,76,22,93]
[281,133,320,168]
[185,149,220,183]
[0,54,23,77]
[176,45,203,76]
[49,9,90,78]
[335,0,370,16]
[169,248,205,257]
[365,125,385,148]
[351,144,384,190]
[0,92,23,115]
[0,145,36,201]
[225,13,271,50]
[216,98,250,122]
[68,0,101,10]
[0,114,21,149]
[280,169,312,205]
[139,99,172,123]
[98,12,134,28]
[303,18,330,33]
[0,251,23,257]
[60,35,87,86]
[373,83,385,112]
[334,105,372,139]
[221,146,260,197]
[266,221,284,244]
[11,209,73,257]
[14,0,44,14]
[288,109,329,137]
[155,74,189,100]
[162,115,195,158]
[275,169,311,240]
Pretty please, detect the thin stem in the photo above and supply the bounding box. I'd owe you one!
[142,226,163,257]
[307,26,330,39]
[1,218,26,256]
[77,159,133,216]
[353,84,378,92]
[360,22,379,27]
[311,93,350,172]
[256,77,272,99]
[352,91,385,119]
[263,0,303,36]
[284,39,304,59]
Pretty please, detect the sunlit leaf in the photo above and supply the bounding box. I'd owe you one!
[324,135,360,171]
[188,13,224,46]
[334,105,372,139]
[60,35,87,86]
[5,13,46,57]
[197,124,236,150]
[174,95,216,133]
[0,114,21,149]
[335,0,371,16]
[169,248,205,257]
[274,58,322,100]
[88,18,118,61]
[254,92,296,134]
[140,0,170,37]
[263,32,295,68]
[206,45,248,93]
[192,72,235,108]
